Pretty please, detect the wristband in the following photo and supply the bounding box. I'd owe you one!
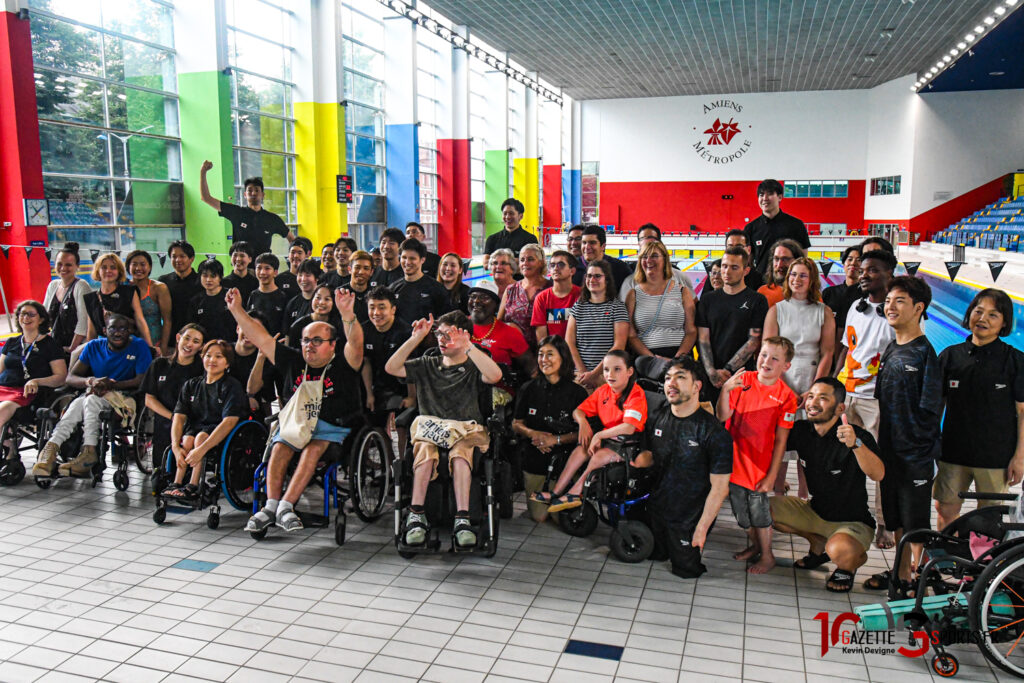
[556,435,561,445]
[342,318,355,325]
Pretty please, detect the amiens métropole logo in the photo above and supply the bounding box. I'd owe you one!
[693,99,752,164]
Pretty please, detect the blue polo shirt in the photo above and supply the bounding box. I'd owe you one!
[79,336,152,381]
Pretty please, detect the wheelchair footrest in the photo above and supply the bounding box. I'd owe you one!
[296,511,329,529]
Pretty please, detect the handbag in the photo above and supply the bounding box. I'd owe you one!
[277,357,333,449]
[411,415,483,450]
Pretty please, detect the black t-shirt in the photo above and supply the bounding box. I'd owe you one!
[275,271,299,302]
[822,282,862,337]
[174,375,247,429]
[445,282,471,315]
[158,271,202,338]
[230,347,275,404]
[247,289,289,336]
[320,271,350,289]
[369,265,404,290]
[874,335,943,476]
[695,287,769,370]
[271,342,363,427]
[84,284,140,335]
[513,375,589,473]
[287,312,344,348]
[142,356,204,416]
[422,252,441,279]
[644,402,734,524]
[283,295,313,331]
[743,210,810,278]
[0,334,62,387]
[222,272,258,303]
[571,255,634,290]
[339,284,370,323]
[187,291,237,343]
[788,420,877,528]
[218,203,288,257]
[484,228,538,257]
[363,318,416,399]
[939,337,1024,469]
[389,276,452,323]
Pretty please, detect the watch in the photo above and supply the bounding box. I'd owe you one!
[854,437,864,450]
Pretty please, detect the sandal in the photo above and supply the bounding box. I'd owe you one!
[548,494,583,513]
[864,570,890,591]
[826,569,855,593]
[794,551,831,570]
[529,491,560,505]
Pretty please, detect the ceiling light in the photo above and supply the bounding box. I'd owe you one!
[864,54,877,62]
[983,16,995,24]
[950,48,959,55]
[994,6,1006,14]
[879,28,895,38]
[910,86,917,91]
[929,67,938,74]
[966,34,976,41]
[990,70,1006,75]
[936,60,945,67]
[1007,0,1019,6]
[957,41,967,48]
[975,25,985,32]
[942,55,952,62]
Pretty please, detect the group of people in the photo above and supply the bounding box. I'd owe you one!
[2,176,1021,593]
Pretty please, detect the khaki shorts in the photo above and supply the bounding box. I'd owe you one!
[523,472,559,524]
[844,395,880,441]
[770,495,874,552]
[933,461,1008,505]
[412,428,490,481]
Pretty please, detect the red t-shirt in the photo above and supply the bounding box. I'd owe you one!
[726,370,798,490]
[578,381,648,431]
[473,320,528,365]
[531,286,582,339]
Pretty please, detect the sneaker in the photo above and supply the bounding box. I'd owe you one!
[454,517,477,548]
[32,442,59,477]
[58,445,98,477]
[404,510,429,546]
[245,508,276,532]
[276,509,303,532]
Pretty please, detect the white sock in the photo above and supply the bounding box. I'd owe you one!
[278,500,294,515]
[265,498,279,513]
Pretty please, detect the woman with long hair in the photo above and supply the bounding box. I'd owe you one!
[488,248,517,300]
[42,242,89,355]
[763,256,835,498]
[567,259,629,391]
[126,250,173,356]
[626,241,696,360]
[437,252,470,314]
[83,252,154,347]
[287,285,343,347]
[499,243,550,346]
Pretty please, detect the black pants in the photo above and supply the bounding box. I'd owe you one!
[650,515,708,579]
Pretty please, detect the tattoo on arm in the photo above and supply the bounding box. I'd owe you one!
[697,328,716,374]
[726,328,762,371]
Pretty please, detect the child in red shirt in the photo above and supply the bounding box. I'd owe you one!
[717,336,798,574]
[534,350,649,512]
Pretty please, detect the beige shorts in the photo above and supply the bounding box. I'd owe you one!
[844,395,880,441]
[933,461,1008,505]
[523,472,559,524]
[411,427,490,481]
[770,495,874,552]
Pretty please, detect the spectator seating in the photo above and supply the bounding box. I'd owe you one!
[932,196,1024,253]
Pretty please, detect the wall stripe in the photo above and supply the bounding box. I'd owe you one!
[385,123,419,229]
[484,149,509,238]
[437,138,471,256]
[562,168,581,225]
[542,164,562,229]
[513,157,539,237]
[294,101,347,250]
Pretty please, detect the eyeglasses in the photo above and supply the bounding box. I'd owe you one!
[18,310,39,318]
[566,236,582,243]
[549,262,570,270]
[585,273,605,280]
[433,329,451,344]
[301,337,334,347]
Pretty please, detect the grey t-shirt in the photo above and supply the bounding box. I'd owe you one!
[404,354,485,424]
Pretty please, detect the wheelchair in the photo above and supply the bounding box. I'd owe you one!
[391,382,516,560]
[0,388,62,486]
[248,413,391,545]
[854,491,1024,678]
[151,418,269,529]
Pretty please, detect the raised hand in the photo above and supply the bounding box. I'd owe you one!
[334,288,356,318]
[201,160,214,173]
[446,327,472,354]
[836,413,857,448]
[722,371,744,393]
[410,315,434,341]
[224,287,243,313]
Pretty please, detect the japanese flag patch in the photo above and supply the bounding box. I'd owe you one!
[654,429,662,436]
[949,380,959,388]
[784,412,795,422]
[528,408,537,415]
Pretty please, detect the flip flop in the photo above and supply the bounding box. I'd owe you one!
[548,494,583,513]
[794,551,831,570]
[864,570,890,590]
[826,569,855,593]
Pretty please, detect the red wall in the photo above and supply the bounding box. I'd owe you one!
[542,165,562,230]
[436,139,471,257]
[908,177,1007,240]
[598,180,867,234]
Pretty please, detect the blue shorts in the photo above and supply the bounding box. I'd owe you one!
[272,422,351,451]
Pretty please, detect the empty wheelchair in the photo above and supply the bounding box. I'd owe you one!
[248,413,392,545]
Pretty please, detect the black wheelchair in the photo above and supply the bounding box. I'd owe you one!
[150,418,269,529]
[0,388,62,486]
[854,492,1024,678]
[247,413,391,545]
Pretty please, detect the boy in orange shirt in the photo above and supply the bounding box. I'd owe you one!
[717,336,798,574]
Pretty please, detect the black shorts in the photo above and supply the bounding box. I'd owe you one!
[650,515,708,579]
[880,469,934,533]
[729,483,772,529]
[185,423,219,438]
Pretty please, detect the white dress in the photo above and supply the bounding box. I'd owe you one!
[774,297,825,413]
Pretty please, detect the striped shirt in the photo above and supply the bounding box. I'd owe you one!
[570,298,629,370]
[632,280,687,351]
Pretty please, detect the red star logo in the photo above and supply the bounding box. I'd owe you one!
[704,118,741,145]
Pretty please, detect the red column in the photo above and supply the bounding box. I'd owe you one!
[437,139,471,257]
[0,10,49,310]
[542,165,562,229]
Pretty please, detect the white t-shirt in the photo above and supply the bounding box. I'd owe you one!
[837,297,894,398]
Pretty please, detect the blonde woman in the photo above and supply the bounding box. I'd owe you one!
[83,252,154,347]
[498,243,550,344]
[625,241,696,359]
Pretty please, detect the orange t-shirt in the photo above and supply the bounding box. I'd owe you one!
[726,370,798,490]
[578,382,648,431]
[757,283,785,307]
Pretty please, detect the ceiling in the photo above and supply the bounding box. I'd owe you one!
[928,3,1024,92]
[424,0,1016,100]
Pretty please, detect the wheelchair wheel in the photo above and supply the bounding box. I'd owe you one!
[609,521,655,563]
[931,653,958,678]
[132,407,156,475]
[0,458,26,487]
[220,421,267,512]
[151,449,174,494]
[559,502,599,537]
[350,427,391,523]
[113,469,129,491]
[334,516,346,546]
[968,541,1024,677]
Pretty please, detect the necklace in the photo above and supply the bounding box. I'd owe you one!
[472,319,497,342]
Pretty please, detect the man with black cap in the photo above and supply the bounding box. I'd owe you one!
[468,279,537,378]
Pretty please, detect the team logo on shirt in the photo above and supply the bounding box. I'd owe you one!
[159,376,166,382]
[831,470,842,475]
[739,302,750,310]
[784,412,795,421]
[996,383,1007,390]
[913,480,929,486]
[240,222,247,228]
[949,380,959,388]
[528,408,537,415]
[654,429,662,436]
[624,409,642,421]
[905,366,919,372]
[687,439,698,447]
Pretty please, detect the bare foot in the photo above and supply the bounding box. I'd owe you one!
[747,556,777,574]
[874,526,895,550]
[733,546,759,561]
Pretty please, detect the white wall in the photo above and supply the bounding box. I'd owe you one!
[863,75,918,219]
[910,88,1024,215]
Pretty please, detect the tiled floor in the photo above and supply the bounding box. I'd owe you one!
[0,447,1016,683]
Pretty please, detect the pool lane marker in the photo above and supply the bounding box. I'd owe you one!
[564,639,624,661]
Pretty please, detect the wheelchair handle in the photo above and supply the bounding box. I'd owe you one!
[264,413,280,427]
[959,492,1019,501]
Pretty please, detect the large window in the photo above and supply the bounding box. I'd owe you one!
[870,176,902,196]
[783,180,849,198]
[342,0,386,248]
[226,0,297,234]
[416,35,442,249]
[29,0,183,254]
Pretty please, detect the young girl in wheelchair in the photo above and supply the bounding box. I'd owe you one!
[532,349,650,513]
[162,340,247,501]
